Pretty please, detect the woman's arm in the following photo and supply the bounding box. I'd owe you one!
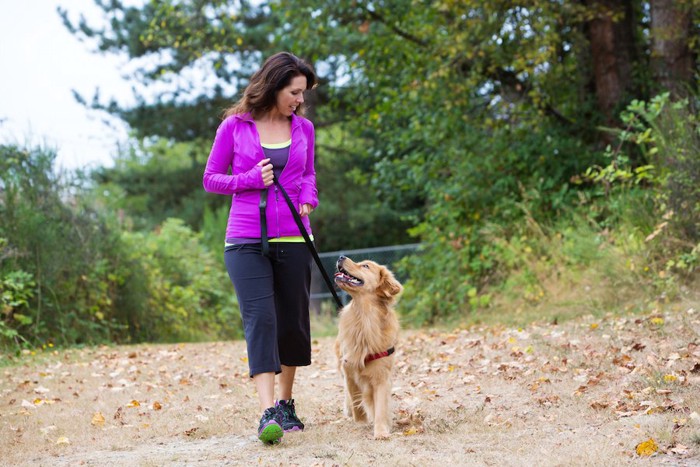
[299,120,319,209]
[203,119,266,195]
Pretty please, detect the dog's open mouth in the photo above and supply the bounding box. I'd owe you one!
[334,260,364,286]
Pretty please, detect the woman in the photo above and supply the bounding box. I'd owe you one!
[203,52,318,445]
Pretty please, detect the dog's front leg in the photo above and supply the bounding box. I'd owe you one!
[344,373,367,422]
[372,380,392,439]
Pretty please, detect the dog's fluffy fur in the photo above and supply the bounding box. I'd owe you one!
[334,256,403,439]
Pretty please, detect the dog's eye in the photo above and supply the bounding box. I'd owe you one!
[362,264,370,269]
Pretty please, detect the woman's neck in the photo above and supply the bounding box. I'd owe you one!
[254,109,289,123]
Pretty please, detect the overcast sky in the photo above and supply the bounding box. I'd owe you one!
[0,0,133,170]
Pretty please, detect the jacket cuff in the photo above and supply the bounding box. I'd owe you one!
[300,186,319,208]
[242,166,265,190]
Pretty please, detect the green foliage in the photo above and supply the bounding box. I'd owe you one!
[119,218,240,343]
[397,93,700,326]
[58,1,700,330]
[0,144,241,351]
[91,138,223,231]
[0,144,122,347]
[395,119,598,324]
[583,94,700,280]
[633,95,700,241]
[1,269,36,315]
[579,93,700,243]
[0,265,35,345]
[201,203,231,255]
[312,127,414,251]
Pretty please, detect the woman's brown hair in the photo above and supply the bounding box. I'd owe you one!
[224,52,316,118]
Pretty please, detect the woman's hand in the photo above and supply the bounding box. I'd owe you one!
[299,203,313,217]
[258,158,274,187]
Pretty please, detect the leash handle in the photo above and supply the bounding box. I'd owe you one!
[273,181,344,310]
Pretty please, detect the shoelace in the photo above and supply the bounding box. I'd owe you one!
[260,407,278,426]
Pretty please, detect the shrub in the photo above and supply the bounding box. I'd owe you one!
[118,218,241,343]
[0,144,241,351]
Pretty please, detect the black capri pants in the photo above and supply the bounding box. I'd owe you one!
[224,242,312,377]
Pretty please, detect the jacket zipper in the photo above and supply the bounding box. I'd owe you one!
[258,116,300,240]
[275,185,280,238]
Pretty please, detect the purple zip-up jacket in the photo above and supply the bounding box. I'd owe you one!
[203,112,318,241]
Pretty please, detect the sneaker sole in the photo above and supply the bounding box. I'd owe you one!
[283,426,303,433]
[258,422,284,444]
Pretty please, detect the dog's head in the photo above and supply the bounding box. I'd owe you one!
[334,256,403,300]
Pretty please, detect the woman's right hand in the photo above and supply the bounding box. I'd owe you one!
[258,158,274,187]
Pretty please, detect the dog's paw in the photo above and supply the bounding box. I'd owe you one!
[352,411,368,423]
[373,430,390,440]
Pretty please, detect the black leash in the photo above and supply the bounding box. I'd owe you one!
[259,189,269,257]
[260,182,344,310]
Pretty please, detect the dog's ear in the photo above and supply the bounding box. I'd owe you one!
[378,267,403,299]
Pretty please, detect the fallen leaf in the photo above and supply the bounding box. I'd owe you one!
[636,438,658,456]
[55,436,70,445]
[670,444,689,455]
[152,401,162,410]
[126,399,140,408]
[649,317,664,327]
[590,401,609,410]
[91,412,106,427]
[613,354,632,366]
[113,406,125,424]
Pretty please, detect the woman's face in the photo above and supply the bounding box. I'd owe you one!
[275,75,307,117]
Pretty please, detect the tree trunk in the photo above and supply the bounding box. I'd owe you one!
[586,0,638,125]
[650,0,695,99]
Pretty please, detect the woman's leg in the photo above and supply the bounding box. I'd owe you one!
[270,243,311,432]
[278,365,297,400]
[225,244,284,442]
[224,244,281,379]
[272,243,313,372]
[254,372,276,411]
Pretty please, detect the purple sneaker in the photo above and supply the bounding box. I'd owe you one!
[276,399,305,432]
[258,406,283,444]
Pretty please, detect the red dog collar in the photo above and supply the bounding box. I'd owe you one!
[364,346,395,364]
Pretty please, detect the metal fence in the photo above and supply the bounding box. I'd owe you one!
[309,243,421,313]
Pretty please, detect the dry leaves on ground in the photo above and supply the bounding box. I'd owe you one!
[1,307,699,466]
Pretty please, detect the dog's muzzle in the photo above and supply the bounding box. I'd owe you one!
[334,255,363,286]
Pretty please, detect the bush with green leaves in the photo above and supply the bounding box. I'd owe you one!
[0,261,35,345]
[395,119,598,325]
[0,144,241,351]
[119,218,241,343]
[396,94,700,326]
[0,144,124,347]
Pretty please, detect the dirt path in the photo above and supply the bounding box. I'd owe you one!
[2,309,700,466]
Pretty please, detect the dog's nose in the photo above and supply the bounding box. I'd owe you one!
[338,255,346,261]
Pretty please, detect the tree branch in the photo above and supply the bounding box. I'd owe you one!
[363,8,428,47]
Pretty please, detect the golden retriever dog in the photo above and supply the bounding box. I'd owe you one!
[333,255,403,439]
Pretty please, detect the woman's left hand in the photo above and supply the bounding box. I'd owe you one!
[299,203,313,217]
